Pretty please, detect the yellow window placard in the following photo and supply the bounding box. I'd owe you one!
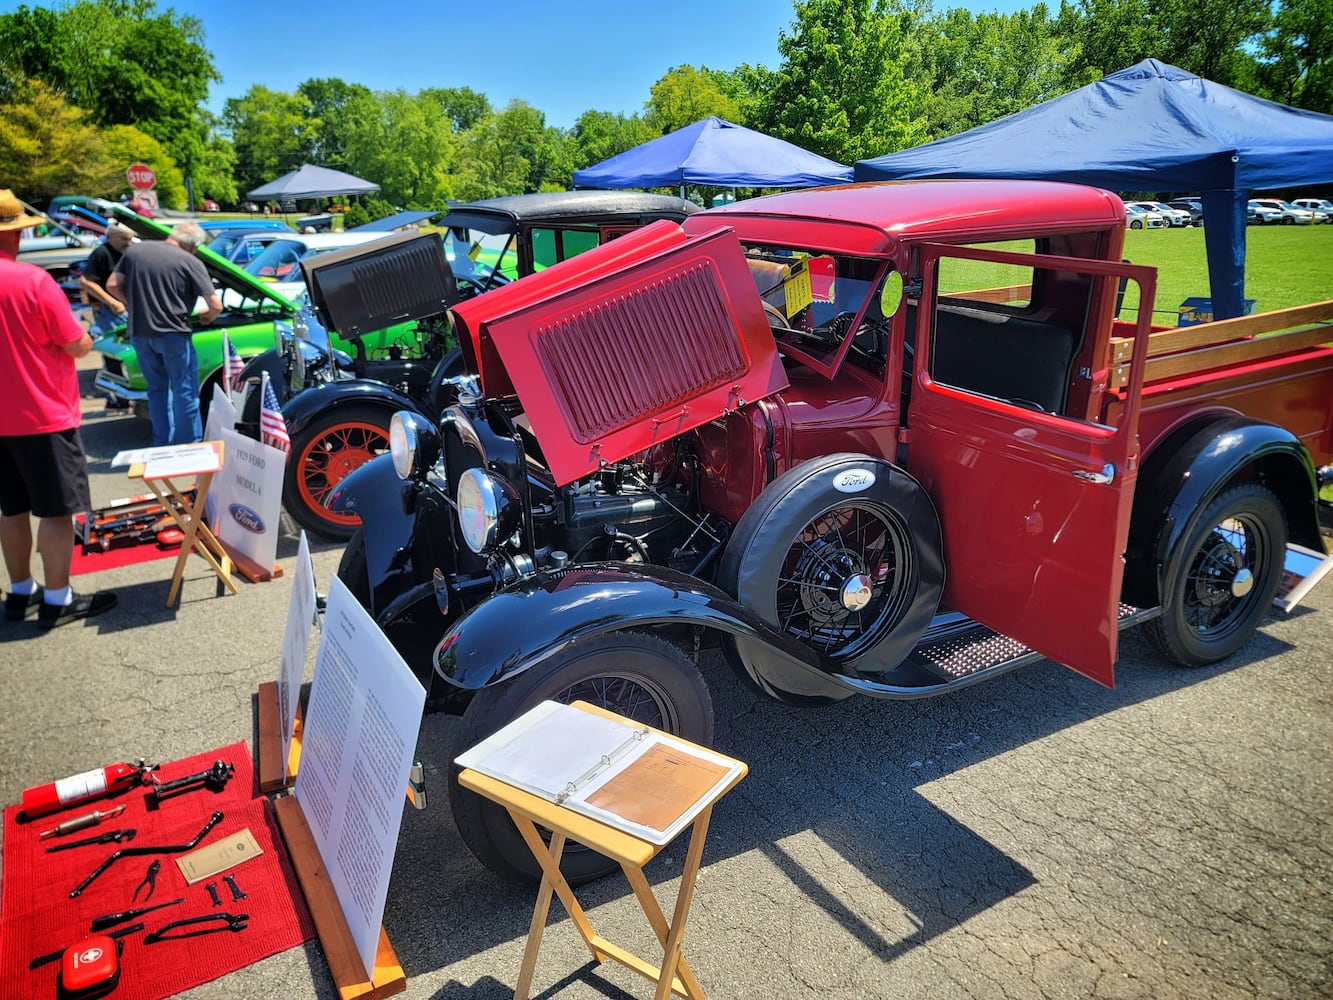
[783,263,813,317]
[468,240,483,261]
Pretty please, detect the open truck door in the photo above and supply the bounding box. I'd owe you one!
[904,243,1156,686]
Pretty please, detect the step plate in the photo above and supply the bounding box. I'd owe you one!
[913,604,1155,681]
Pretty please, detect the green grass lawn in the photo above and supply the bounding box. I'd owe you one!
[1117,223,1333,322]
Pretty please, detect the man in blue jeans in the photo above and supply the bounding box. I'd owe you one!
[108,221,223,445]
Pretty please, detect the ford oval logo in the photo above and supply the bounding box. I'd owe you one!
[833,469,875,493]
[228,503,265,533]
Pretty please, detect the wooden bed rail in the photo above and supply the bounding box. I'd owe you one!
[1107,300,1333,391]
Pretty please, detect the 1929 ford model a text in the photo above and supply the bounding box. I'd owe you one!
[330,180,1333,883]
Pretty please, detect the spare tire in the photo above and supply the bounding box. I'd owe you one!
[718,454,944,676]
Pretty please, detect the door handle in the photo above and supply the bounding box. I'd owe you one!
[1072,463,1115,485]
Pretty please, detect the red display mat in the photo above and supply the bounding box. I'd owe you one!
[0,741,316,1000]
[70,512,180,577]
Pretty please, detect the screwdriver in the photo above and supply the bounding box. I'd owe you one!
[38,805,126,840]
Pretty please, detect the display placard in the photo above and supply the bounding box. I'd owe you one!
[210,427,284,573]
[294,576,426,979]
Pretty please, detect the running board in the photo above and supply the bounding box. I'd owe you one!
[835,605,1161,700]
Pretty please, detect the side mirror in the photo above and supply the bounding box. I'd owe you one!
[879,271,905,317]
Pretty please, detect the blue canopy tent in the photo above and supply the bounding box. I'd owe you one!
[855,60,1333,319]
[573,116,852,191]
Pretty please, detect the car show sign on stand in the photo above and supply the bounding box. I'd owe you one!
[210,427,285,583]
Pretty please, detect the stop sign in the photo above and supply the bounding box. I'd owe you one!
[126,163,156,190]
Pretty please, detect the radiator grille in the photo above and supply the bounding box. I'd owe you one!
[533,262,747,443]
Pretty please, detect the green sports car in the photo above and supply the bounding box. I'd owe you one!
[92,211,412,418]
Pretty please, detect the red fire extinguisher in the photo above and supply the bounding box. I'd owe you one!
[21,758,157,818]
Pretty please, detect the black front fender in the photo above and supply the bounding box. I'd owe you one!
[329,455,455,615]
[432,562,861,702]
[282,380,421,440]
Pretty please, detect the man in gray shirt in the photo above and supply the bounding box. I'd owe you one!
[108,221,223,445]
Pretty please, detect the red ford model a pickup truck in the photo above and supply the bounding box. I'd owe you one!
[331,179,1332,882]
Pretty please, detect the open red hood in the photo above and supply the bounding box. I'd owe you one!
[451,219,788,486]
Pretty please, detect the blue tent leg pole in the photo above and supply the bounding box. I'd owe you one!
[1201,189,1247,320]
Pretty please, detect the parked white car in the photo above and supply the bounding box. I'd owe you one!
[1125,204,1165,229]
[1130,200,1192,227]
[1247,200,1284,225]
[1249,198,1316,225]
[1291,198,1333,224]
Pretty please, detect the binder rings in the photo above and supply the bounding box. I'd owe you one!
[455,701,744,845]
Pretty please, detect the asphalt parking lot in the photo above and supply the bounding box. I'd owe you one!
[0,353,1329,999]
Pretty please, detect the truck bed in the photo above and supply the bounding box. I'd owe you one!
[1106,300,1333,465]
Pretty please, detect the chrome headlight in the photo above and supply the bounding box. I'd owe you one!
[389,410,440,481]
[456,468,519,554]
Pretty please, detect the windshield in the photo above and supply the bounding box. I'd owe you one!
[743,243,885,368]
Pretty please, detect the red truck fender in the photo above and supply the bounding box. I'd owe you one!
[1122,413,1324,611]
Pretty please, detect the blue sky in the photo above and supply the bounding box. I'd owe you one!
[51,0,1028,129]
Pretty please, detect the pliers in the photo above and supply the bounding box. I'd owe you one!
[132,859,161,902]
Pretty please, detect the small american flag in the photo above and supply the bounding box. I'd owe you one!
[223,333,245,395]
[259,372,290,453]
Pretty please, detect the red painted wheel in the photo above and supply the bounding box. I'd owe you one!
[282,405,390,540]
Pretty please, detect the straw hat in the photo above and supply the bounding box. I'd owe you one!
[0,189,45,232]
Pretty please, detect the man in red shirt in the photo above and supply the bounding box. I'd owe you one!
[0,189,116,628]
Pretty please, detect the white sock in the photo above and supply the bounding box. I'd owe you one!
[43,585,73,607]
[10,578,36,596]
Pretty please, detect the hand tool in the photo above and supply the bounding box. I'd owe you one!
[132,859,161,902]
[70,810,223,898]
[21,758,159,818]
[150,759,234,803]
[223,874,247,901]
[28,922,144,970]
[45,828,136,852]
[38,805,126,839]
[90,897,184,931]
[205,881,221,906]
[143,912,248,943]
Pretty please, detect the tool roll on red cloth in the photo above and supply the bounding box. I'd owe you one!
[1,741,315,1000]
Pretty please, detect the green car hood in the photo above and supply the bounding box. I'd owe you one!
[108,208,299,313]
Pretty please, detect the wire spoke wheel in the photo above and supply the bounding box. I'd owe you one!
[1149,483,1286,667]
[283,404,391,539]
[775,501,912,659]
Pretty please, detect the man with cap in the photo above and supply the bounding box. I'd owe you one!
[80,218,135,335]
[0,189,116,628]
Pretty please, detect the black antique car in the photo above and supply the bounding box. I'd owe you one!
[243,192,698,539]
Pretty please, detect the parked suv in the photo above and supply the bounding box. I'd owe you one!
[1247,200,1284,225]
[1291,198,1332,223]
[1249,198,1316,225]
[1166,199,1204,225]
[1130,201,1191,227]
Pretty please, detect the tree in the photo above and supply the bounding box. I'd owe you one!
[755,0,926,164]
[1253,0,1332,113]
[223,85,318,195]
[102,124,185,207]
[571,110,658,169]
[298,77,373,167]
[911,4,1080,139]
[0,79,119,201]
[1063,0,1270,87]
[0,0,223,202]
[645,65,743,134]
[420,86,492,132]
[340,89,456,207]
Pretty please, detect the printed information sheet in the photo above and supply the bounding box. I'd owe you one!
[295,576,426,977]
